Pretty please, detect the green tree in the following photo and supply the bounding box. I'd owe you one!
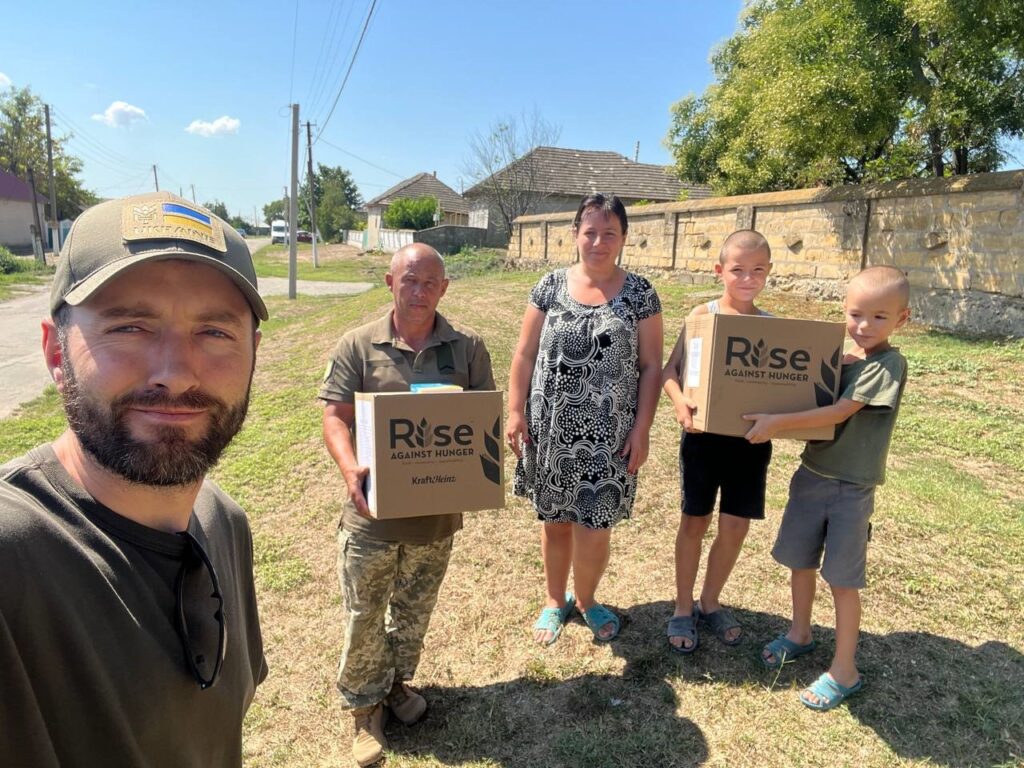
[0,85,98,218]
[666,0,1024,194]
[203,200,230,221]
[262,198,287,226]
[382,196,437,230]
[298,164,362,238]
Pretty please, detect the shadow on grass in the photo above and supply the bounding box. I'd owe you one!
[632,601,1023,767]
[387,603,708,768]
[388,601,1021,767]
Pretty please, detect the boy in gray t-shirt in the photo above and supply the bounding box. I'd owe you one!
[742,266,910,712]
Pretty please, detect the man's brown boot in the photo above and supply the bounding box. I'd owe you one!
[384,680,427,725]
[351,703,387,767]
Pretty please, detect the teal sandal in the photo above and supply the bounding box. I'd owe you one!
[580,603,620,642]
[761,634,816,669]
[800,672,864,711]
[532,593,576,646]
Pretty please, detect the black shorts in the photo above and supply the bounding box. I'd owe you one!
[679,432,772,519]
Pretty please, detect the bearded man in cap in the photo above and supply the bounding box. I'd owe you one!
[0,193,268,767]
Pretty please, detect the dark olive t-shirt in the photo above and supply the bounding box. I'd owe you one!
[0,445,268,768]
[318,310,495,544]
[802,346,908,486]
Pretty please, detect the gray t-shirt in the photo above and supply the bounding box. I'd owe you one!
[801,347,908,486]
[0,445,267,768]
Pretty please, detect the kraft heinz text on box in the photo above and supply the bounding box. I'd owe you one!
[355,390,505,518]
[683,314,845,440]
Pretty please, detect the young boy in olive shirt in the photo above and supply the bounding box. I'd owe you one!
[743,265,910,711]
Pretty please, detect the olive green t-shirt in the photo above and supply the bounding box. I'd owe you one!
[0,445,267,768]
[802,347,908,486]
[318,310,495,543]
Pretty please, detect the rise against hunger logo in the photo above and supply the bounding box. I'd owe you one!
[724,335,841,402]
[387,415,502,486]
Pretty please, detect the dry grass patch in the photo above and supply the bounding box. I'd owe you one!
[1,264,1021,768]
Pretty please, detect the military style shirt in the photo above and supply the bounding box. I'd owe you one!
[318,310,495,543]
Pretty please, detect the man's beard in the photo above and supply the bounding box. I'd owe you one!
[60,355,251,487]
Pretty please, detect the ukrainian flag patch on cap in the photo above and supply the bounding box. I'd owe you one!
[121,199,227,252]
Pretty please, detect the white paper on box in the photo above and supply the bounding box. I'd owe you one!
[354,396,376,510]
[686,338,703,388]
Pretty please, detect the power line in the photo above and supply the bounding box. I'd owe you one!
[50,106,146,170]
[314,0,380,143]
[316,137,404,178]
[304,0,354,120]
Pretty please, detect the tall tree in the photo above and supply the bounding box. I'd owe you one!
[463,110,561,238]
[203,200,230,221]
[262,198,287,226]
[298,163,362,238]
[0,85,98,218]
[666,0,1024,194]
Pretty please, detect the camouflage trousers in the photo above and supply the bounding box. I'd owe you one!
[335,528,453,710]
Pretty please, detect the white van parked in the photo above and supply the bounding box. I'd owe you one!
[270,219,288,244]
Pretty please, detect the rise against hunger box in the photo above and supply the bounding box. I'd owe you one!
[683,314,845,441]
[354,390,505,519]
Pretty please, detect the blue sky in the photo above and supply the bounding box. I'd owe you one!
[3,1,1020,226]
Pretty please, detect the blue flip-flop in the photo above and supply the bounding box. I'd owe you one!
[761,633,816,669]
[580,603,620,642]
[800,672,864,711]
[532,593,576,646]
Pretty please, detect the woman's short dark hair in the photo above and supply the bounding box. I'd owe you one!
[572,193,628,235]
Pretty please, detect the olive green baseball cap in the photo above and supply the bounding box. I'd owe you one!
[51,191,268,321]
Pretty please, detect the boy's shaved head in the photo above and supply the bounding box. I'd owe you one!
[720,229,771,264]
[850,266,910,310]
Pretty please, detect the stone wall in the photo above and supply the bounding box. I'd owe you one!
[510,170,1024,337]
[414,225,488,254]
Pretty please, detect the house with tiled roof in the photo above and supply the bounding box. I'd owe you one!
[364,172,469,249]
[463,146,711,245]
[0,170,46,249]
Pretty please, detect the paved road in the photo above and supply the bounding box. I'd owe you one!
[0,238,373,419]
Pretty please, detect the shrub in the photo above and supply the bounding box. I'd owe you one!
[383,196,437,230]
[0,247,29,274]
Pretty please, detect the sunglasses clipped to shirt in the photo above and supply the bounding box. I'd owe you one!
[175,531,227,689]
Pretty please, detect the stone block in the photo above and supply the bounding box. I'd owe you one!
[968,269,1018,294]
[773,261,817,278]
[815,263,853,280]
[971,233,1016,253]
[999,209,1022,231]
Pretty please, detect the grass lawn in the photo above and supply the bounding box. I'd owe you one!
[0,256,53,301]
[2,253,1021,767]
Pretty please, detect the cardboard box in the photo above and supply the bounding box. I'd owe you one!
[683,314,845,440]
[355,390,505,518]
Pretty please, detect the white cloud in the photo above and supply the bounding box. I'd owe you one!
[92,101,147,128]
[185,116,240,138]
[0,72,12,89]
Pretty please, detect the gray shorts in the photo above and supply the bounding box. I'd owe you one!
[771,465,875,589]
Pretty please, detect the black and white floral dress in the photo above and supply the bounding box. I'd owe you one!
[514,268,662,528]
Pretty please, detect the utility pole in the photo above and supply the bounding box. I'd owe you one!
[44,105,59,252]
[305,120,318,268]
[190,184,197,203]
[152,165,160,191]
[288,104,299,300]
[27,168,46,264]
[634,141,640,162]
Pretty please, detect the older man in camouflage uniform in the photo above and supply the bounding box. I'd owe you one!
[319,243,494,767]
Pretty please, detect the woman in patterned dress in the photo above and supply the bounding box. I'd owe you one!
[507,193,663,644]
